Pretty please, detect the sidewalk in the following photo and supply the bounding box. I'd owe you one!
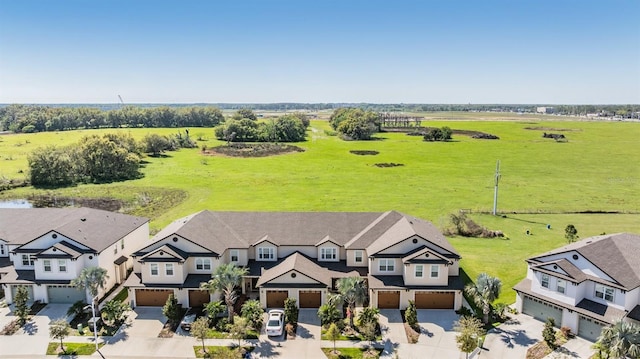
[544,337,594,359]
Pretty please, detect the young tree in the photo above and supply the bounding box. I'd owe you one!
[200,264,248,322]
[565,224,579,243]
[594,319,640,359]
[543,318,558,350]
[336,277,368,328]
[405,300,418,330]
[49,319,71,353]
[14,286,30,325]
[162,293,182,324]
[465,273,502,324]
[229,316,250,347]
[357,307,380,328]
[240,299,264,331]
[284,298,299,326]
[326,322,341,355]
[142,134,174,156]
[191,316,210,357]
[454,316,484,359]
[360,321,377,349]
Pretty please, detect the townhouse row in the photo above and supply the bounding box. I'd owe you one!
[1,208,638,342]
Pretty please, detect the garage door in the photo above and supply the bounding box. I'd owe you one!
[189,290,210,307]
[377,291,400,309]
[266,290,288,308]
[299,291,321,308]
[578,315,604,342]
[415,291,454,309]
[522,296,562,327]
[135,289,173,306]
[47,285,86,303]
[11,285,34,303]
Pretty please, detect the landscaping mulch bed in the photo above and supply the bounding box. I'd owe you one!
[350,150,379,156]
[526,341,551,359]
[204,143,305,157]
[374,163,404,168]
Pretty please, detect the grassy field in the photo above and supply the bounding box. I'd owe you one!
[1,114,639,303]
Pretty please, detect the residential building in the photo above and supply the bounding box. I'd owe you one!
[514,233,640,342]
[0,208,149,304]
[125,210,463,310]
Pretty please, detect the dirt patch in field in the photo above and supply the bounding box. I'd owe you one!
[203,143,305,157]
[350,150,379,156]
[374,163,404,168]
[524,126,579,132]
[397,127,500,139]
[28,195,124,211]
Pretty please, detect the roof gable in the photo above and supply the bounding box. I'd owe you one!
[139,244,187,262]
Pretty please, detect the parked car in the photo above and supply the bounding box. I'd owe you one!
[180,309,198,331]
[265,309,285,337]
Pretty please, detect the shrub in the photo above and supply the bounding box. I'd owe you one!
[560,326,572,339]
[405,300,418,329]
[240,299,264,330]
[542,318,558,350]
[162,294,182,324]
[284,298,299,325]
[215,317,230,332]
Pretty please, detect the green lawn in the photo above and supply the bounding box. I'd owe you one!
[322,347,383,359]
[46,342,104,355]
[193,345,253,358]
[2,115,639,304]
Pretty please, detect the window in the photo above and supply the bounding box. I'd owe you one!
[557,279,566,294]
[415,265,424,278]
[230,250,239,263]
[121,240,124,250]
[58,259,66,272]
[21,254,34,266]
[43,259,52,272]
[165,263,174,276]
[196,258,211,271]
[258,247,275,260]
[430,265,439,278]
[150,263,159,276]
[114,246,118,255]
[379,259,395,272]
[321,247,337,260]
[0,244,4,255]
[541,274,550,288]
[595,284,614,302]
[355,250,363,263]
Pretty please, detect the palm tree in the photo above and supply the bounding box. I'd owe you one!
[200,263,248,322]
[594,319,640,359]
[71,267,108,352]
[464,273,502,324]
[336,276,368,328]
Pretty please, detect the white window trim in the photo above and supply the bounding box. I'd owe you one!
[430,264,439,278]
[58,259,67,272]
[258,247,275,261]
[196,258,212,271]
[230,250,239,263]
[556,279,566,294]
[415,264,424,278]
[354,250,363,263]
[0,244,4,255]
[165,263,174,276]
[595,284,614,302]
[541,274,550,288]
[379,259,395,272]
[43,259,52,272]
[321,247,337,261]
[22,254,34,266]
[150,263,159,276]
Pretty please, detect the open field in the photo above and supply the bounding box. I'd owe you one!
[1,115,639,303]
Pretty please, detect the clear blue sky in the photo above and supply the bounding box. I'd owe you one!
[1,0,638,104]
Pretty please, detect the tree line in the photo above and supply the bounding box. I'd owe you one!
[214,111,309,143]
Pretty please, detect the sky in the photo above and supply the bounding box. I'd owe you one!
[0,0,639,104]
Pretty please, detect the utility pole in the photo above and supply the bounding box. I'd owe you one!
[492,160,501,215]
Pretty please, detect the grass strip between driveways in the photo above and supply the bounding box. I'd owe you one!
[46,342,105,355]
[321,347,383,359]
[193,345,254,358]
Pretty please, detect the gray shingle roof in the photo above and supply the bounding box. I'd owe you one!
[0,208,148,253]
[529,233,640,290]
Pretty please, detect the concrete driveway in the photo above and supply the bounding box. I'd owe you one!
[18,303,70,336]
[296,308,321,340]
[482,313,544,359]
[414,310,461,356]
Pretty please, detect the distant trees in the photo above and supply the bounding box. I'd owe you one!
[214,113,308,143]
[330,108,381,140]
[565,224,579,243]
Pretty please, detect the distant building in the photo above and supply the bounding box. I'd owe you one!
[536,107,556,114]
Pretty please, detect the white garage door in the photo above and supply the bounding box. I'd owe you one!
[578,315,605,342]
[522,296,562,327]
[47,285,86,303]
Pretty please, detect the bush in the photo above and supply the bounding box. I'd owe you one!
[240,299,264,330]
[405,300,418,329]
[215,317,230,332]
[423,126,452,141]
[318,302,341,326]
[21,125,36,133]
[284,298,299,325]
[162,294,182,324]
[543,318,558,350]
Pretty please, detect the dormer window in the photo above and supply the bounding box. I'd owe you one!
[258,247,275,261]
[230,250,239,263]
[354,250,363,263]
[556,279,566,294]
[321,247,337,261]
[541,274,550,288]
[595,284,614,302]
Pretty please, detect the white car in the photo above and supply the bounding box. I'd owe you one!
[265,309,285,337]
